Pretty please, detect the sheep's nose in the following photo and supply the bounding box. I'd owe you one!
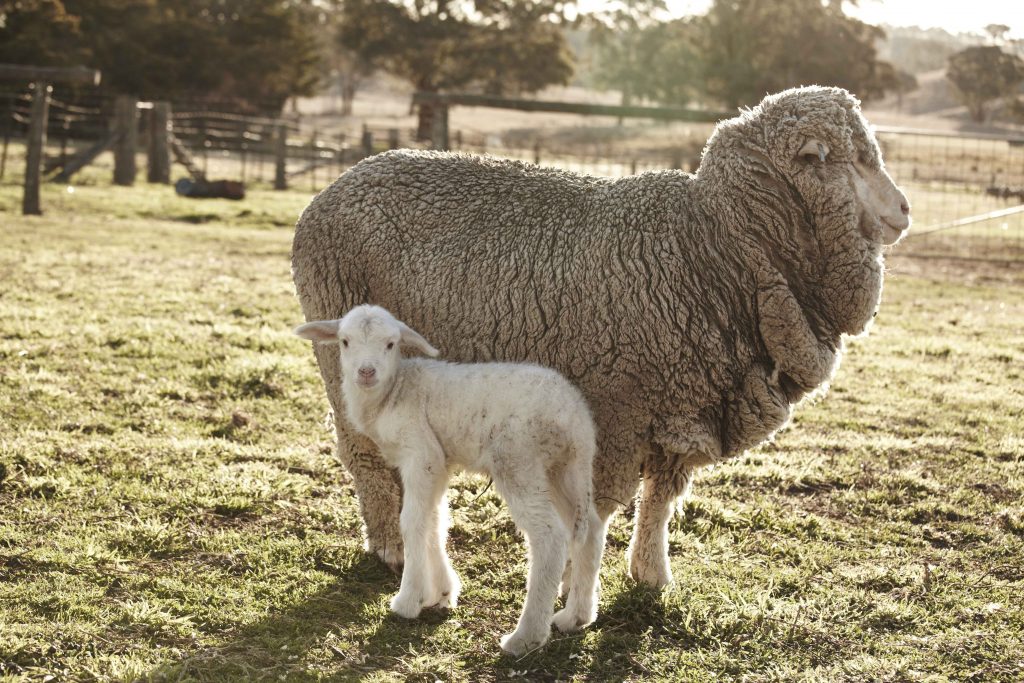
[358,366,376,379]
[900,199,910,216]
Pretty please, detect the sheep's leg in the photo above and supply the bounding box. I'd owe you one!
[390,457,447,619]
[628,455,693,588]
[316,343,403,570]
[497,483,569,656]
[424,491,461,609]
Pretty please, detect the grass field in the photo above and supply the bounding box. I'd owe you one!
[1,176,1023,682]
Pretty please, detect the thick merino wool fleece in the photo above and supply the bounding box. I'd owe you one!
[292,86,891,518]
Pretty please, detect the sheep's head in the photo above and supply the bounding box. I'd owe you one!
[703,86,911,249]
[294,305,439,392]
[769,87,910,247]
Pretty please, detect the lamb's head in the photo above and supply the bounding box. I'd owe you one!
[294,305,439,391]
[701,86,911,249]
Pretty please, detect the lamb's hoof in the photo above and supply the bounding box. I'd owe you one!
[389,592,423,619]
[432,583,461,610]
[500,629,549,657]
[628,556,672,589]
[552,607,594,633]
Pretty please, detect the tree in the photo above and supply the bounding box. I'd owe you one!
[892,69,918,111]
[947,46,1024,122]
[0,0,83,66]
[588,0,668,107]
[341,0,574,139]
[985,24,1011,45]
[695,0,898,109]
[2,0,323,111]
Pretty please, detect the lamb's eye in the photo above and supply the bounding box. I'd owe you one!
[386,342,395,350]
[342,339,349,348]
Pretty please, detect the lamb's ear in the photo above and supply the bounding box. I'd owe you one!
[293,320,341,343]
[798,138,829,162]
[398,322,439,357]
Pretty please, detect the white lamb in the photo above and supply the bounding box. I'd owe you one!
[294,305,605,655]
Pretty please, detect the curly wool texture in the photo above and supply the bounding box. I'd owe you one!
[292,86,899,570]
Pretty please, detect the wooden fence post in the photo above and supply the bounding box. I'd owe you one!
[274,122,287,190]
[361,126,373,157]
[431,105,449,151]
[387,128,399,150]
[22,80,51,215]
[113,95,137,186]
[147,101,171,184]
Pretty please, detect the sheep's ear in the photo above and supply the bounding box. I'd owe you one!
[798,138,829,162]
[293,320,341,343]
[398,322,439,357]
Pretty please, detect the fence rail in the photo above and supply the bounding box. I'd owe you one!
[1,88,1021,262]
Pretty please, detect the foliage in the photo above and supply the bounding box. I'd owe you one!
[586,0,899,110]
[588,0,668,106]
[947,46,1024,122]
[695,0,898,109]
[1,158,1023,681]
[0,0,83,67]
[340,0,574,137]
[0,0,323,111]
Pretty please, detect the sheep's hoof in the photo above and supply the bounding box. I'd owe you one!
[628,557,673,589]
[500,629,548,657]
[373,545,404,574]
[552,607,593,633]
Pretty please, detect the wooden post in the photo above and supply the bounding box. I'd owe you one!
[387,128,400,150]
[239,121,247,183]
[310,128,318,192]
[274,122,287,190]
[2,96,13,180]
[533,141,541,166]
[361,126,373,157]
[22,81,51,215]
[147,101,171,184]
[59,115,70,170]
[431,104,449,151]
[113,95,137,186]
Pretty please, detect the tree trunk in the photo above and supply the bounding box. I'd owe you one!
[340,76,356,117]
[416,88,437,141]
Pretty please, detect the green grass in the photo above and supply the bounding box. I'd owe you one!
[1,175,1023,682]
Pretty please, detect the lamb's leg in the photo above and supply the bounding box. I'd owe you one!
[498,486,569,656]
[628,455,693,588]
[390,458,447,619]
[552,507,605,632]
[425,491,461,609]
[316,343,403,570]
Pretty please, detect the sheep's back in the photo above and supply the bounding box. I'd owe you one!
[293,150,748,445]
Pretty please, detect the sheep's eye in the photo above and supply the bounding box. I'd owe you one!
[386,342,395,350]
[341,339,349,348]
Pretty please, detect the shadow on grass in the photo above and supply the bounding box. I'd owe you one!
[141,552,452,681]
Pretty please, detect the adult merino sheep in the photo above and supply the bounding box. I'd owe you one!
[292,86,911,587]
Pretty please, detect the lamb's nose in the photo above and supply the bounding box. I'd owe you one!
[900,200,910,216]
[358,366,376,378]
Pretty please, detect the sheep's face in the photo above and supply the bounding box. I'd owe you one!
[760,87,911,248]
[294,305,439,393]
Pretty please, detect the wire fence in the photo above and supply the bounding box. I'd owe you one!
[2,86,1022,263]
